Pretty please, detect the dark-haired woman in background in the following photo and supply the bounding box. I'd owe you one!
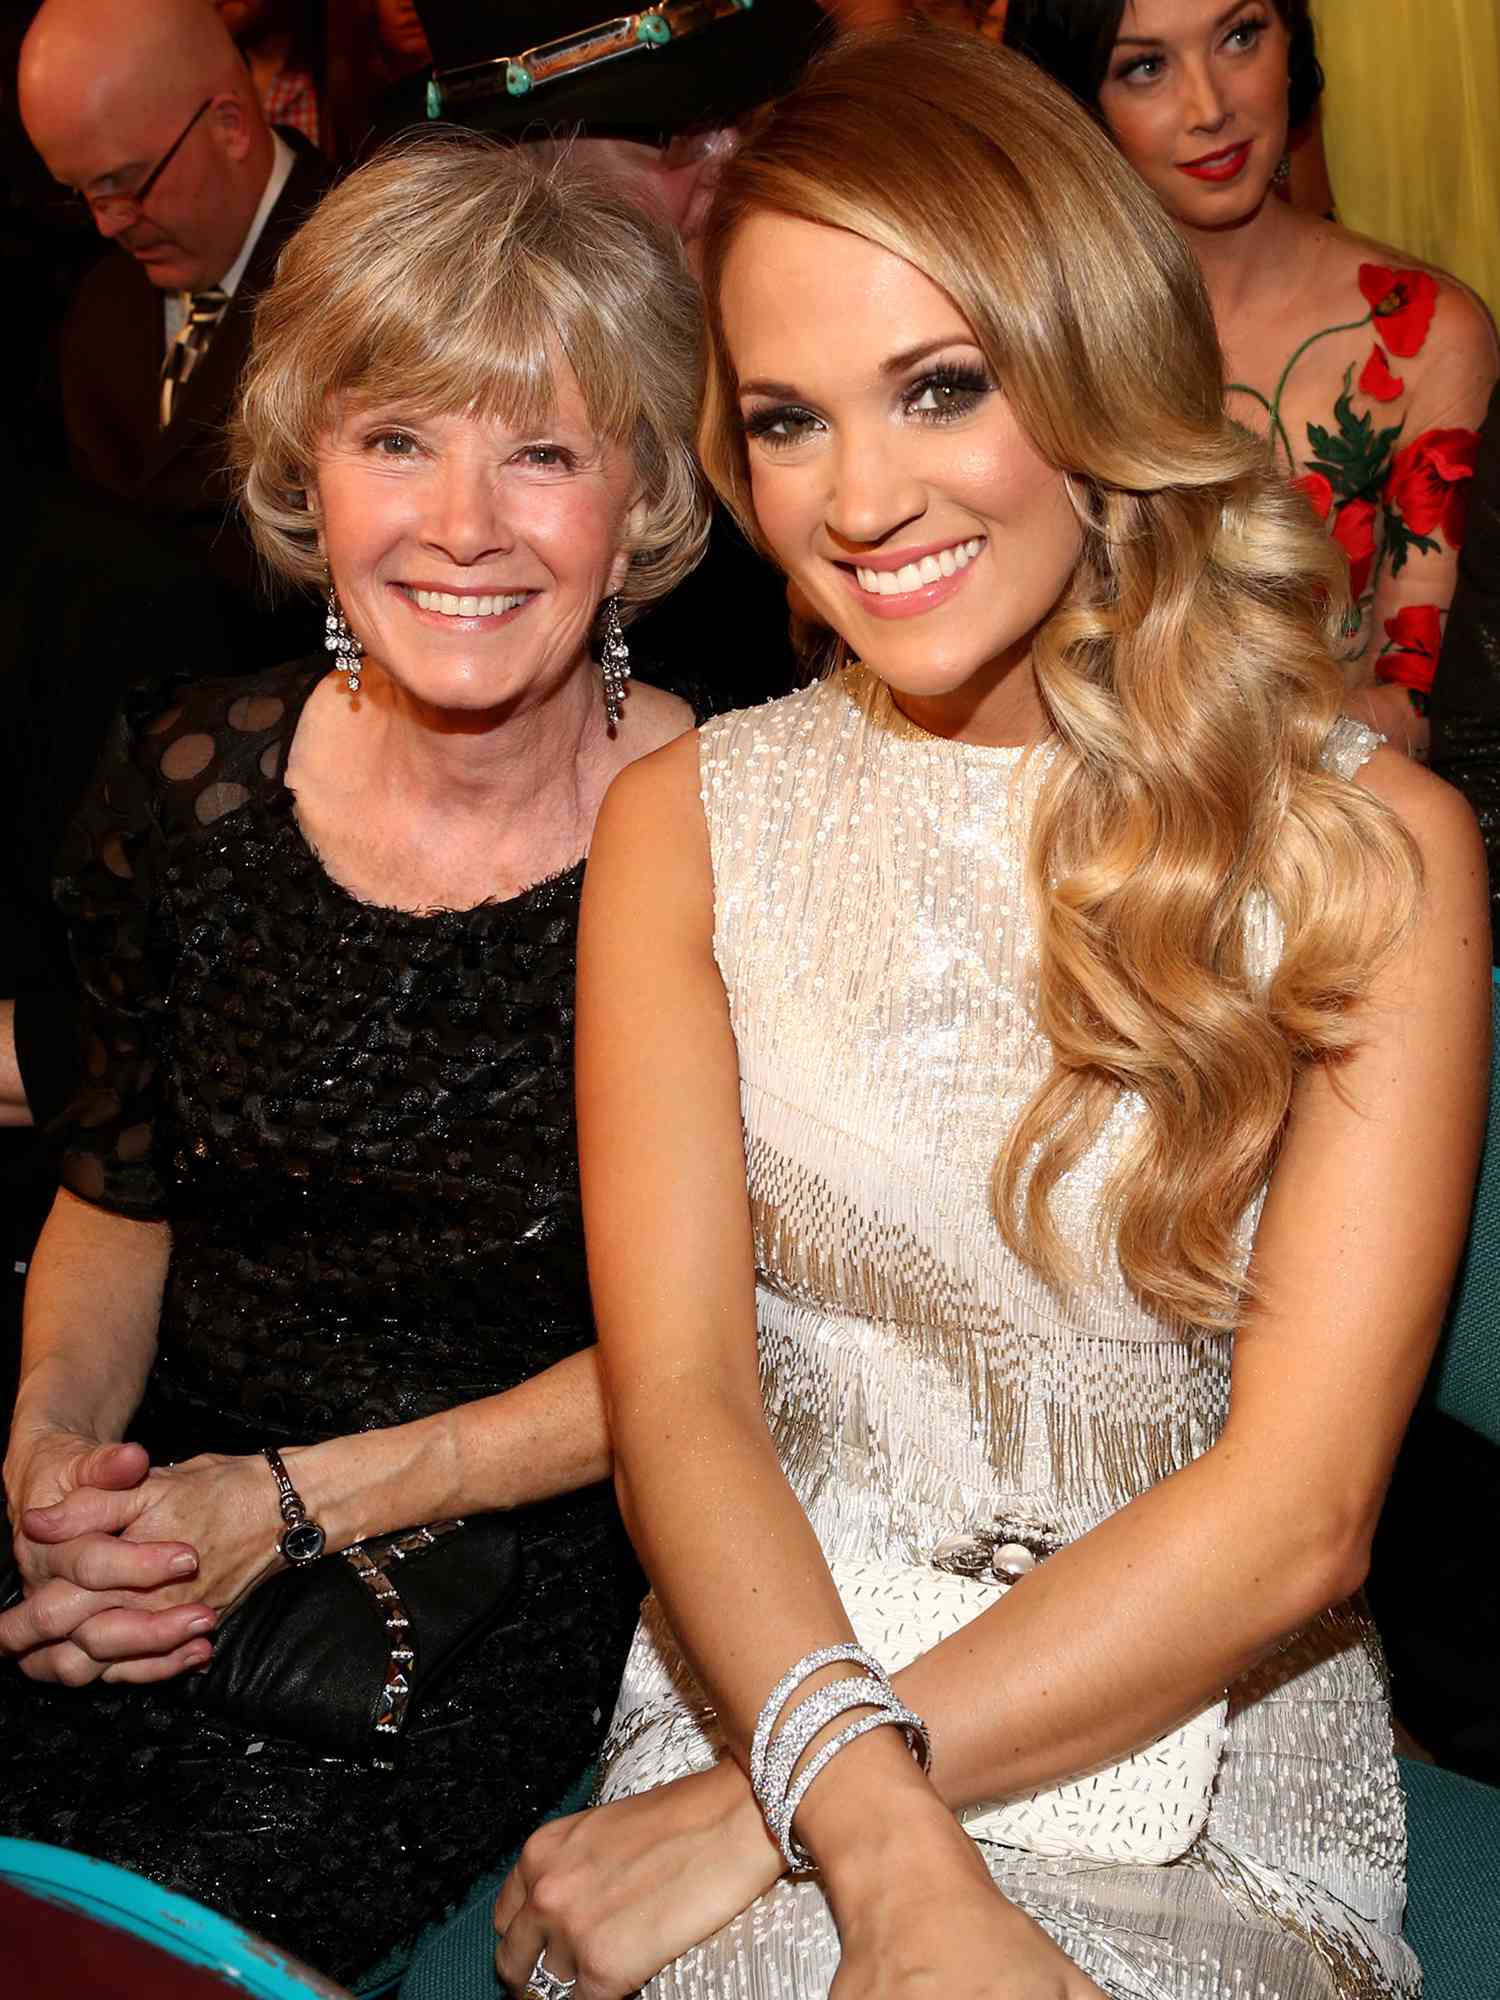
[1005,0,1497,757]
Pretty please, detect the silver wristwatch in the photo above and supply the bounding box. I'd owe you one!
[262,1445,328,1565]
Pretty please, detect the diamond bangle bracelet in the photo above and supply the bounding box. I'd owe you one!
[774,1696,932,1871]
[749,1643,931,1874]
[749,1643,886,1798]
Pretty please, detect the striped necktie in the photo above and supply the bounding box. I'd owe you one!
[159,287,229,428]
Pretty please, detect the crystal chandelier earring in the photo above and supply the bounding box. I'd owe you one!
[324,572,364,694]
[599,594,631,728]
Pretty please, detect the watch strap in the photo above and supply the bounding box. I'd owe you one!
[262,1445,328,1564]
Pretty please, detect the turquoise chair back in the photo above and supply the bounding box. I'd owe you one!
[1426,968,1500,1446]
[0,1838,347,1997]
[1397,970,1500,2000]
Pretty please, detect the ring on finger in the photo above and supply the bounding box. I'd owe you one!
[524,1949,578,2000]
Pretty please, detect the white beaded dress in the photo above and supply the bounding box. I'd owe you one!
[597,665,1418,2000]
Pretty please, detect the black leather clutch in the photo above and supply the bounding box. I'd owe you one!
[0,1512,522,1764]
[173,1512,524,1763]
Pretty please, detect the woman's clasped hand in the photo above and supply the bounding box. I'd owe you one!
[3,1430,299,1685]
[2,1431,221,1685]
[495,1764,782,2000]
[495,1755,1108,2000]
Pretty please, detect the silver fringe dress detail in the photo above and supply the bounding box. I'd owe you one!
[597,665,1419,2000]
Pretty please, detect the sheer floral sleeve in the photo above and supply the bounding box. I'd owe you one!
[1364,273,1497,700]
[1284,265,1498,701]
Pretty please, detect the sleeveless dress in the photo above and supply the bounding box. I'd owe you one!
[0,657,703,1984]
[597,666,1418,2000]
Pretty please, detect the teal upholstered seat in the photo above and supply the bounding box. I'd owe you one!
[1400,1758,1500,2000]
[1424,969,1500,1452]
[351,1766,596,2000]
[1396,969,1500,2000]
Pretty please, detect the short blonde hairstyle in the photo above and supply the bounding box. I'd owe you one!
[234,132,709,615]
[701,27,1420,1329]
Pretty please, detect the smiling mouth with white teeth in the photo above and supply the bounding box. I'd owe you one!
[410,587,533,618]
[854,537,985,597]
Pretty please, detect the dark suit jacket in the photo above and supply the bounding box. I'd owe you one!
[57,136,331,616]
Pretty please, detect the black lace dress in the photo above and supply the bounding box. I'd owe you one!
[0,658,699,1983]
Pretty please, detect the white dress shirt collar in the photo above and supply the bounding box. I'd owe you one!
[164,132,297,346]
[220,131,297,301]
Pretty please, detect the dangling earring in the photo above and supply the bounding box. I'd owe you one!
[1273,151,1291,190]
[324,575,364,694]
[599,594,631,728]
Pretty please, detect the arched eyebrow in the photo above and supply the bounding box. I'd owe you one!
[739,333,979,401]
[1115,0,1255,46]
[878,335,981,377]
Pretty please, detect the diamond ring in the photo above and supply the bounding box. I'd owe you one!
[523,1948,578,2000]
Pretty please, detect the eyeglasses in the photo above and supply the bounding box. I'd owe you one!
[71,97,213,227]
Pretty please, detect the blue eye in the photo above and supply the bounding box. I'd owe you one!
[1112,51,1165,85]
[1225,11,1270,51]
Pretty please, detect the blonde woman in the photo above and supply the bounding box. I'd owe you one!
[494,28,1487,2000]
[0,137,710,1983]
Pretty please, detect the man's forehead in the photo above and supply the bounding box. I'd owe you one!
[38,86,178,190]
[76,149,151,191]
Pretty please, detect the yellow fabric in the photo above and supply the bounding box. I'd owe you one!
[1316,0,1500,322]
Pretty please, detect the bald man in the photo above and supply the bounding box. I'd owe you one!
[19,0,330,625]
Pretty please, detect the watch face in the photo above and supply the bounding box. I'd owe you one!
[281,1521,327,1565]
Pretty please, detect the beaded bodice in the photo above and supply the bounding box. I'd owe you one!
[700,668,1390,1556]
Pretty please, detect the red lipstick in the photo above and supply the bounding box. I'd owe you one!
[1178,141,1252,183]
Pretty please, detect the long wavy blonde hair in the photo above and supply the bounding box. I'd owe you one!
[699,25,1420,1328]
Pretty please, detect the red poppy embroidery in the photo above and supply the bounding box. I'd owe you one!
[1293,471,1334,520]
[1359,345,1405,403]
[1378,604,1443,694]
[1384,426,1479,547]
[1358,264,1440,359]
[1331,498,1378,599]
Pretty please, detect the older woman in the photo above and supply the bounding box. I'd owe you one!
[0,135,707,1983]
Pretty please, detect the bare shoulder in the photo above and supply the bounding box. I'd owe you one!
[617,681,696,757]
[1428,275,1500,374]
[588,730,711,932]
[597,727,702,829]
[1317,220,1499,374]
[1352,744,1488,907]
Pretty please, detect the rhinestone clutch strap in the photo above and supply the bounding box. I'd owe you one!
[828,1551,1226,1865]
[171,1511,523,1767]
